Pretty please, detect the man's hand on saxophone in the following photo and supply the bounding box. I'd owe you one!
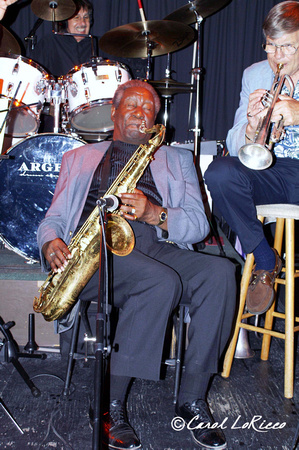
[42,238,72,273]
[119,188,168,230]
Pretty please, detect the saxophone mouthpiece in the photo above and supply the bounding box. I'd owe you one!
[139,121,147,133]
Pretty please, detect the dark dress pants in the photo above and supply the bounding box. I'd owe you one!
[205,156,299,254]
[80,221,236,381]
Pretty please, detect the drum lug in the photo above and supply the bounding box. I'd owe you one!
[81,71,88,85]
[84,88,90,102]
[12,61,20,75]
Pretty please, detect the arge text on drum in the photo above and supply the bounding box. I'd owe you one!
[0,133,85,262]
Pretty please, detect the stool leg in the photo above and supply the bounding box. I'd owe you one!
[261,217,284,360]
[222,253,255,377]
[284,218,295,399]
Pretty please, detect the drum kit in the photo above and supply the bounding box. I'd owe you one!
[0,0,231,262]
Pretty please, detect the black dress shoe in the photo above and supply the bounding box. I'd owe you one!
[175,399,227,449]
[103,400,141,450]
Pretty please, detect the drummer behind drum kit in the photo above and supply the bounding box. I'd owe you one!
[0,0,231,263]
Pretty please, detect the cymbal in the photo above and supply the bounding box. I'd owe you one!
[164,0,232,24]
[149,78,194,96]
[31,0,76,22]
[99,20,195,58]
[0,24,21,54]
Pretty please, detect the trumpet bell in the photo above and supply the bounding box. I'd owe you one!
[105,213,135,257]
[238,143,273,170]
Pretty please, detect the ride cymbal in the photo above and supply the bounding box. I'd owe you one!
[164,0,232,24]
[99,20,195,58]
[149,78,194,96]
[31,0,76,22]
[0,24,21,54]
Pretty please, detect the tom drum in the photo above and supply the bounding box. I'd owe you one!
[66,59,131,133]
[0,53,53,137]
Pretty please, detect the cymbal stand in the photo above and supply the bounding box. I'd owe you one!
[137,0,153,80]
[189,11,203,161]
[189,11,225,256]
[24,18,44,50]
[161,53,173,143]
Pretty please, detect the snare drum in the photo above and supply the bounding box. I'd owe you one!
[0,53,53,137]
[66,59,131,133]
[0,133,85,262]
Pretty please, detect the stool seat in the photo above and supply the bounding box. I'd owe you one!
[256,203,299,220]
[222,204,299,398]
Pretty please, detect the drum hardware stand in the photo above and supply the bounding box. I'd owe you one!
[24,18,44,50]
[0,315,47,433]
[188,10,226,256]
[48,81,67,133]
[137,0,154,80]
[54,31,96,57]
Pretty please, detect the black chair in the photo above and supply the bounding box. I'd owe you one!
[62,299,96,396]
[173,299,190,405]
[62,298,191,405]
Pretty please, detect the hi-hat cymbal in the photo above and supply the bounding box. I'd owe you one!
[0,24,21,54]
[31,0,76,22]
[149,78,194,96]
[99,20,195,58]
[164,0,232,24]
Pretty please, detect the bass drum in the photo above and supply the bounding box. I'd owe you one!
[0,133,86,262]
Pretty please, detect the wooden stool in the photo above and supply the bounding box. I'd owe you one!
[222,204,299,398]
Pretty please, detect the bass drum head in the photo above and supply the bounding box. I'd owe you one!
[0,133,86,262]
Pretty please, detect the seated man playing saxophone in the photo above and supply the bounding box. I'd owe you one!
[205,1,299,316]
[37,79,236,450]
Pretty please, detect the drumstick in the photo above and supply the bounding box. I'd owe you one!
[137,0,147,32]
[19,82,30,104]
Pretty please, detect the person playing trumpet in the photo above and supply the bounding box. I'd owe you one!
[205,1,299,315]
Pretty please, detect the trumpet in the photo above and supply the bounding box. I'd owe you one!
[238,63,294,170]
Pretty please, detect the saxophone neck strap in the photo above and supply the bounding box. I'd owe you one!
[98,142,114,199]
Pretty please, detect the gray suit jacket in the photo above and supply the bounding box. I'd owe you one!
[226,60,274,156]
[37,141,209,271]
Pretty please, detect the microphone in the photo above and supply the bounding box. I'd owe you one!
[97,195,119,212]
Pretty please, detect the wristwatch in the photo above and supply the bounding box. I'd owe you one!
[157,207,167,226]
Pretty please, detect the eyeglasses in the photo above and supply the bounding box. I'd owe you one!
[262,43,298,55]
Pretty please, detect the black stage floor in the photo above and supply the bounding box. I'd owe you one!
[0,230,298,449]
[0,302,298,450]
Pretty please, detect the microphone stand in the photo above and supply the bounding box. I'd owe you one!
[24,18,44,51]
[92,203,111,450]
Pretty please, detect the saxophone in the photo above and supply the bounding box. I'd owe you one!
[33,123,166,322]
